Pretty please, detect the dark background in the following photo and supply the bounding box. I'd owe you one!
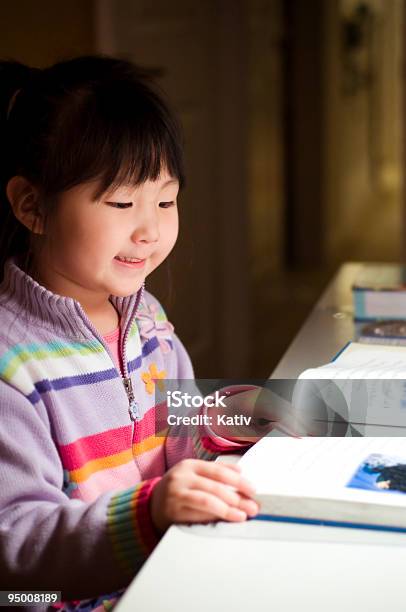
[1,0,404,378]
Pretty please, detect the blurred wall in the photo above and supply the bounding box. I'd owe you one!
[324,0,403,263]
[248,0,284,280]
[95,0,253,378]
[0,0,403,378]
[0,0,94,65]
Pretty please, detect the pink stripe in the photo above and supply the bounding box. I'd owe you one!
[132,444,166,478]
[200,435,228,452]
[59,403,167,471]
[134,477,161,553]
[70,461,142,501]
[133,402,167,443]
[59,425,133,470]
[201,434,249,451]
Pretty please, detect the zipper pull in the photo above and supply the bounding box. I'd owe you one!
[123,377,140,422]
[128,400,140,422]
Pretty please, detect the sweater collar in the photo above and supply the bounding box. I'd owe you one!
[0,256,143,341]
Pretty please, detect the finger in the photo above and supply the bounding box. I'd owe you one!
[237,494,260,517]
[190,476,259,516]
[190,459,242,473]
[175,509,218,524]
[191,475,259,517]
[253,389,310,434]
[193,461,256,498]
[183,489,247,522]
[275,422,303,438]
[218,462,242,472]
[180,504,257,524]
[254,388,294,418]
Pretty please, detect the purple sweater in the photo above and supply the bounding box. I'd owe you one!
[0,257,248,610]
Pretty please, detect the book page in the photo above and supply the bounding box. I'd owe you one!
[301,342,406,378]
[239,437,406,506]
[297,343,406,429]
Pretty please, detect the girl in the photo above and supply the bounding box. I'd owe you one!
[0,56,263,611]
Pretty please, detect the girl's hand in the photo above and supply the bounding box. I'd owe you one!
[150,459,259,533]
[208,387,304,442]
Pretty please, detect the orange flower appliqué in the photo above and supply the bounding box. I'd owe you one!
[142,363,167,394]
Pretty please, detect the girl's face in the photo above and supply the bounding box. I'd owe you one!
[35,170,179,307]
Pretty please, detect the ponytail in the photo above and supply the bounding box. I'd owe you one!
[0,61,39,282]
[0,61,34,121]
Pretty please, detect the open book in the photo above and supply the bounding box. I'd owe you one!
[238,342,406,531]
[292,342,406,436]
[239,437,406,532]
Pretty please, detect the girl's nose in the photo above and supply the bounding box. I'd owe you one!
[131,210,159,243]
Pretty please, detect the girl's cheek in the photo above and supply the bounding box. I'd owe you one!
[165,216,179,246]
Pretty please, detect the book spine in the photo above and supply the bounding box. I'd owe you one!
[253,513,406,534]
[353,289,406,320]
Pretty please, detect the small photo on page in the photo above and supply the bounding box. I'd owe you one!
[347,453,406,495]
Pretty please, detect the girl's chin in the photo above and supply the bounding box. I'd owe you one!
[109,279,145,297]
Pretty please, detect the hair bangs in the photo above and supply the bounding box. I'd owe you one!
[49,79,185,201]
[92,116,184,200]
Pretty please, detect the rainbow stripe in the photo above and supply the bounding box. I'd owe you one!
[59,406,169,495]
[107,478,161,576]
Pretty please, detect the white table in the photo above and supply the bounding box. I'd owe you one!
[116,263,406,612]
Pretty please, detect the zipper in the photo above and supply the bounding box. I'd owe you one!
[120,284,144,427]
[123,376,141,422]
[74,284,145,429]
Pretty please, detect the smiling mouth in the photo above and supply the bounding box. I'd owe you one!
[115,255,144,263]
[114,256,146,269]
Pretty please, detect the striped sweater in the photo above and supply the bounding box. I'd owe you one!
[0,257,248,609]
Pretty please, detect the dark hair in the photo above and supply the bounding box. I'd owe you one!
[0,55,185,281]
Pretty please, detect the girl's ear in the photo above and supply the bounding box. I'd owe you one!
[6,176,44,235]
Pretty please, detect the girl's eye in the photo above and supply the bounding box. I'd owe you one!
[106,201,133,209]
[159,201,175,209]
